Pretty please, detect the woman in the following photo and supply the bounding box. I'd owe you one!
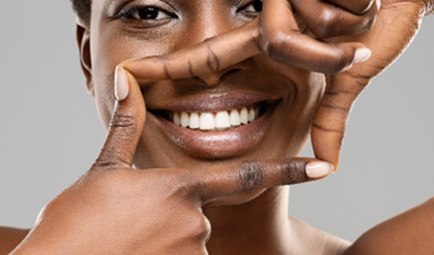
[1,0,433,254]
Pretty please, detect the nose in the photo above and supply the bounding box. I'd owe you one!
[183,5,242,88]
[198,72,222,87]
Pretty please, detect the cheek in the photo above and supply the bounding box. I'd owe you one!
[90,35,174,129]
[291,72,326,141]
[280,72,326,156]
[292,72,326,127]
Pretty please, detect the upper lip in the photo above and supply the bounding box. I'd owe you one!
[145,91,282,113]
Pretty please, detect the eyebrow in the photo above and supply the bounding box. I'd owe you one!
[104,0,129,17]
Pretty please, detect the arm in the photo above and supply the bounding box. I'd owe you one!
[345,197,434,254]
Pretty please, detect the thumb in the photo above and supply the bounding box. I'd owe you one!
[311,73,366,168]
[93,66,145,169]
[311,1,424,167]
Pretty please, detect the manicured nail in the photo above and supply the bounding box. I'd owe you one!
[354,48,371,64]
[114,66,129,101]
[306,161,334,178]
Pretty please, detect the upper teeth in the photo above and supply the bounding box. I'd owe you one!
[172,106,259,131]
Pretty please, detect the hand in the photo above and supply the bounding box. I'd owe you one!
[12,60,333,255]
[260,0,380,73]
[124,0,380,169]
[311,0,432,166]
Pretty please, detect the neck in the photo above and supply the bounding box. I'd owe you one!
[204,186,293,255]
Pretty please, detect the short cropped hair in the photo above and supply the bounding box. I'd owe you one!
[71,0,91,23]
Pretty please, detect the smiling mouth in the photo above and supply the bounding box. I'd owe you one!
[145,91,283,159]
[152,101,275,132]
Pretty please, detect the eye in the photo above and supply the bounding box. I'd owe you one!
[118,6,174,21]
[240,0,263,15]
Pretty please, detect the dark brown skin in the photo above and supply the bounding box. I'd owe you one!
[2,0,434,254]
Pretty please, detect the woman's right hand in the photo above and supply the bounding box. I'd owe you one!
[10,65,333,254]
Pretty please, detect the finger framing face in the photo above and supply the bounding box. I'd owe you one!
[291,0,378,38]
[93,68,146,169]
[194,158,334,204]
[123,20,262,84]
[261,0,371,74]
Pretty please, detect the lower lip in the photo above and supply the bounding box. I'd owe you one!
[149,106,276,159]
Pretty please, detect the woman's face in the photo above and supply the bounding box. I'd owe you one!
[85,0,325,170]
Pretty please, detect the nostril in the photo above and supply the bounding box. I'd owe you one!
[223,68,242,78]
[196,68,242,88]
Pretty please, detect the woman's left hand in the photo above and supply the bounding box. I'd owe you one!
[311,0,433,167]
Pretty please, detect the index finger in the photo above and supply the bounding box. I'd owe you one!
[194,158,334,204]
[123,20,261,84]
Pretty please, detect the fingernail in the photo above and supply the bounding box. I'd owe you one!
[306,161,334,178]
[115,66,129,101]
[354,48,371,64]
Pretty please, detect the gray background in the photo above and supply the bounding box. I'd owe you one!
[0,1,433,242]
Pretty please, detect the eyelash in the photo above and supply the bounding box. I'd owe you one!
[239,0,263,16]
[114,0,263,28]
[116,5,176,21]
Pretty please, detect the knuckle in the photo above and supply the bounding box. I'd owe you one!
[110,113,137,129]
[238,161,264,191]
[171,181,195,200]
[310,27,330,40]
[189,213,211,241]
[263,30,293,63]
[313,9,336,37]
[281,159,308,183]
[159,169,198,200]
[205,44,221,73]
[329,48,351,74]
[310,28,330,40]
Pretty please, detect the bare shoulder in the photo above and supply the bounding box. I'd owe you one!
[289,217,351,255]
[0,227,29,255]
[290,197,434,255]
[344,197,434,255]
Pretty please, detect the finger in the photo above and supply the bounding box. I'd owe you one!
[311,2,422,166]
[261,0,371,74]
[93,67,146,169]
[325,0,375,15]
[195,158,334,203]
[311,74,359,167]
[291,0,378,38]
[123,20,261,84]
